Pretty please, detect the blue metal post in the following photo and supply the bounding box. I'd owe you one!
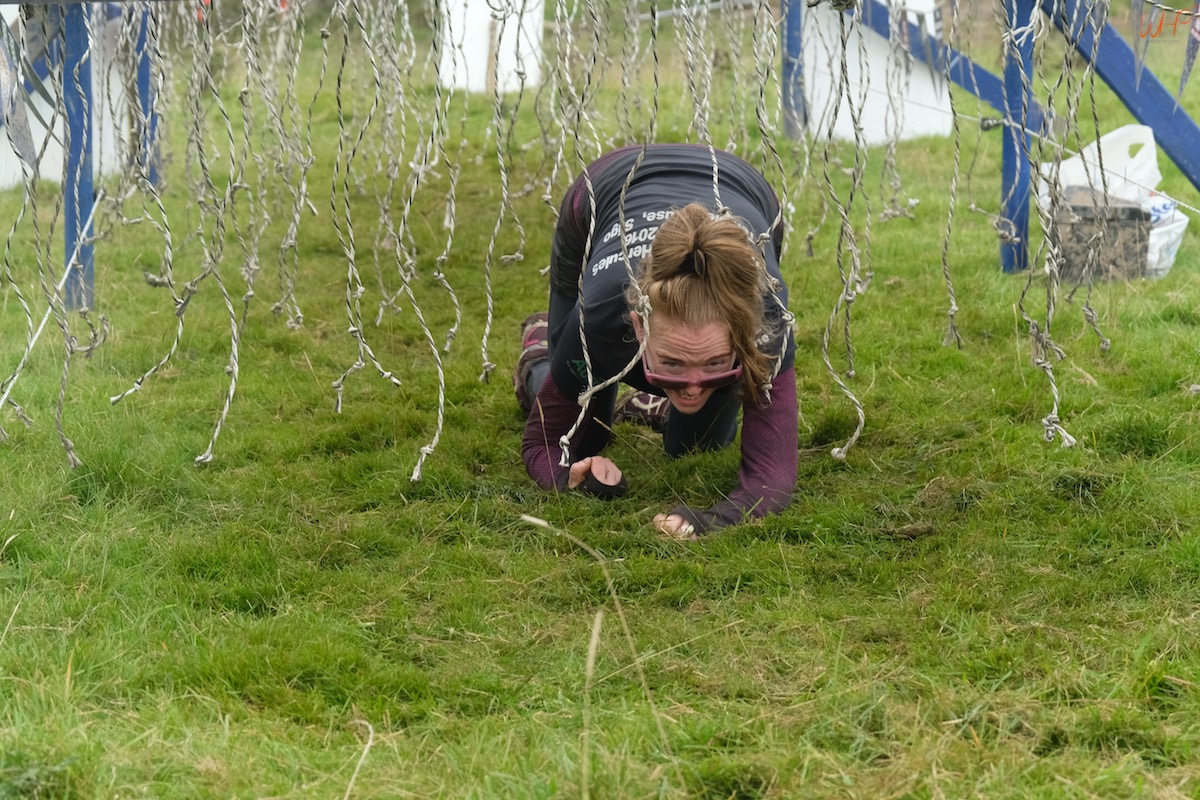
[63,2,95,310]
[1000,0,1035,273]
[782,0,806,138]
[134,3,160,187]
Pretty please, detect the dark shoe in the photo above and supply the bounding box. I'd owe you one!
[514,312,549,415]
[614,389,670,432]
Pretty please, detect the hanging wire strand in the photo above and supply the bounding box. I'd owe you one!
[10,0,1185,472]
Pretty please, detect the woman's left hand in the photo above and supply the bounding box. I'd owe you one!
[653,513,698,541]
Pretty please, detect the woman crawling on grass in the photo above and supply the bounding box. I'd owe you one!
[513,144,797,540]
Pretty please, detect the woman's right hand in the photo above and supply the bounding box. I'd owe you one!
[568,456,623,490]
[653,513,698,541]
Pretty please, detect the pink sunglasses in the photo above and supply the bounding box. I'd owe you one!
[641,352,743,391]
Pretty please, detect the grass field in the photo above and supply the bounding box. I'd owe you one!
[2,4,1200,798]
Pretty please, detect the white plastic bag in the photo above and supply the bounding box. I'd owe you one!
[1146,193,1189,278]
[1038,124,1189,278]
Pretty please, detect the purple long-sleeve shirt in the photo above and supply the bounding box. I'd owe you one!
[524,144,799,534]
[522,367,798,533]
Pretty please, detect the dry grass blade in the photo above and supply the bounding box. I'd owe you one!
[520,514,686,791]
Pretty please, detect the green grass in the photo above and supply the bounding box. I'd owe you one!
[2,4,1200,798]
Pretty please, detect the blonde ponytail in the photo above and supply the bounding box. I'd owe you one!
[627,203,774,404]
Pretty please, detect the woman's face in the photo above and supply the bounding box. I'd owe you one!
[635,313,737,414]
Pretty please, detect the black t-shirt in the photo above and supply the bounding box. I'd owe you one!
[548,144,794,396]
